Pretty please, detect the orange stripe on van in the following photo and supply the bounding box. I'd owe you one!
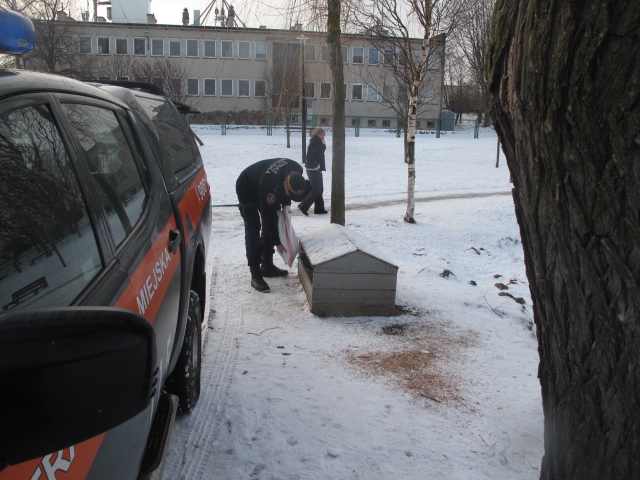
[0,434,104,480]
[178,169,210,245]
[115,218,181,323]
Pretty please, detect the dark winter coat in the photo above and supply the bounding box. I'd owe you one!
[236,158,303,244]
[305,135,326,171]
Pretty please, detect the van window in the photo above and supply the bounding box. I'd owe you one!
[0,104,102,311]
[62,104,147,247]
[133,95,198,178]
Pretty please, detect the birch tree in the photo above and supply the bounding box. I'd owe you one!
[352,0,467,223]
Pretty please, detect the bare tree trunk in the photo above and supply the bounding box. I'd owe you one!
[488,0,640,478]
[328,0,345,226]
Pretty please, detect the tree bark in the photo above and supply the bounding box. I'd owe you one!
[327,0,345,226]
[487,1,640,478]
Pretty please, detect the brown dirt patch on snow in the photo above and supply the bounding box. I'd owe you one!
[345,319,479,405]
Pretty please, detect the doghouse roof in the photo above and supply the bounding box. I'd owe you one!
[299,224,398,269]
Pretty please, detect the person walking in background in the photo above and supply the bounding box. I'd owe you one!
[298,127,328,216]
[236,158,307,292]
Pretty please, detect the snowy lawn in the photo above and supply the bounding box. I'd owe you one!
[163,124,544,479]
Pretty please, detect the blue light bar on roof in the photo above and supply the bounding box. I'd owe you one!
[0,8,36,55]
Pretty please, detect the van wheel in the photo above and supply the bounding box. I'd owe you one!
[166,290,202,415]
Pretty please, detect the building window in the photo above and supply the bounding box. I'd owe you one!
[255,41,266,60]
[368,119,377,127]
[351,84,363,100]
[97,36,110,55]
[133,37,145,55]
[344,83,348,100]
[342,46,348,63]
[254,79,266,97]
[291,116,298,123]
[320,117,329,125]
[221,40,233,58]
[382,119,391,127]
[187,78,199,96]
[367,85,378,101]
[204,78,216,96]
[320,45,329,62]
[238,41,250,59]
[368,48,379,65]
[320,82,331,99]
[221,78,233,96]
[151,38,164,56]
[384,49,395,65]
[304,44,316,62]
[187,39,198,57]
[204,39,216,58]
[416,120,421,128]
[428,52,440,70]
[79,36,91,54]
[169,38,181,57]
[117,76,129,81]
[115,37,127,55]
[351,118,358,126]
[238,79,250,97]
[304,81,315,99]
[352,47,364,64]
[427,121,435,128]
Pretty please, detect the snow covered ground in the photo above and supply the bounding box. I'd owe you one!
[163,124,544,479]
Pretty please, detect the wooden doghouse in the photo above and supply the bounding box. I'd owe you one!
[297,224,398,317]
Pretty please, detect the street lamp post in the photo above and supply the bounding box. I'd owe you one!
[298,35,307,163]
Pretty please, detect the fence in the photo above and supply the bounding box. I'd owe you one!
[210,114,482,138]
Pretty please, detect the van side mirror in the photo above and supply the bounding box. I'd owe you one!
[0,307,157,467]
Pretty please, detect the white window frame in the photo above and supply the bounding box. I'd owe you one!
[187,78,199,96]
[255,41,267,60]
[151,38,164,56]
[368,48,379,65]
[304,81,315,99]
[186,39,199,57]
[79,35,92,54]
[169,38,181,57]
[238,79,250,97]
[254,79,266,97]
[351,84,363,101]
[428,52,440,70]
[344,83,348,100]
[320,45,329,62]
[384,49,395,66]
[367,84,379,101]
[115,37,127,55]
[204,78,216,96]
[352,46,364,65]
[133,37,146,56]
[221,40,233,59]
[367,119,377,127]
[204,39,216,58]
[304,44,316,62]
[221,78,233,96]
[238,41,250,59]
[97,36,110,55]
[320,82,331,99]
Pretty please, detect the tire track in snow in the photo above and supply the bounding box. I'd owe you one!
[163,231,244,479]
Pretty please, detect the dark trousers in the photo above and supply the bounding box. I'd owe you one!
[299,169,325,212]
[238,203,274,267]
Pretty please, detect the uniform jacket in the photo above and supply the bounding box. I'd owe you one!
[305,135,326,171]
[236,158,303,244]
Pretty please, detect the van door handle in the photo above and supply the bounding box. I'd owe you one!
[169,229,181,254]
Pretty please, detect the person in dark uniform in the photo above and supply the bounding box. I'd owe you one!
[298,127,328,216]
[236,158,307,292]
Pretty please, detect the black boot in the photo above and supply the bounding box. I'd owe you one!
[261,255,288,277]
[250,265,270,292]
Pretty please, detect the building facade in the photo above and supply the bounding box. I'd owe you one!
[59,19,445,128]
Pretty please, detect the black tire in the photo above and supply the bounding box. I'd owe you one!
[165,290,202,415]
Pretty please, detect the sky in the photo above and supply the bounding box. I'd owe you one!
[162,123,544,479]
